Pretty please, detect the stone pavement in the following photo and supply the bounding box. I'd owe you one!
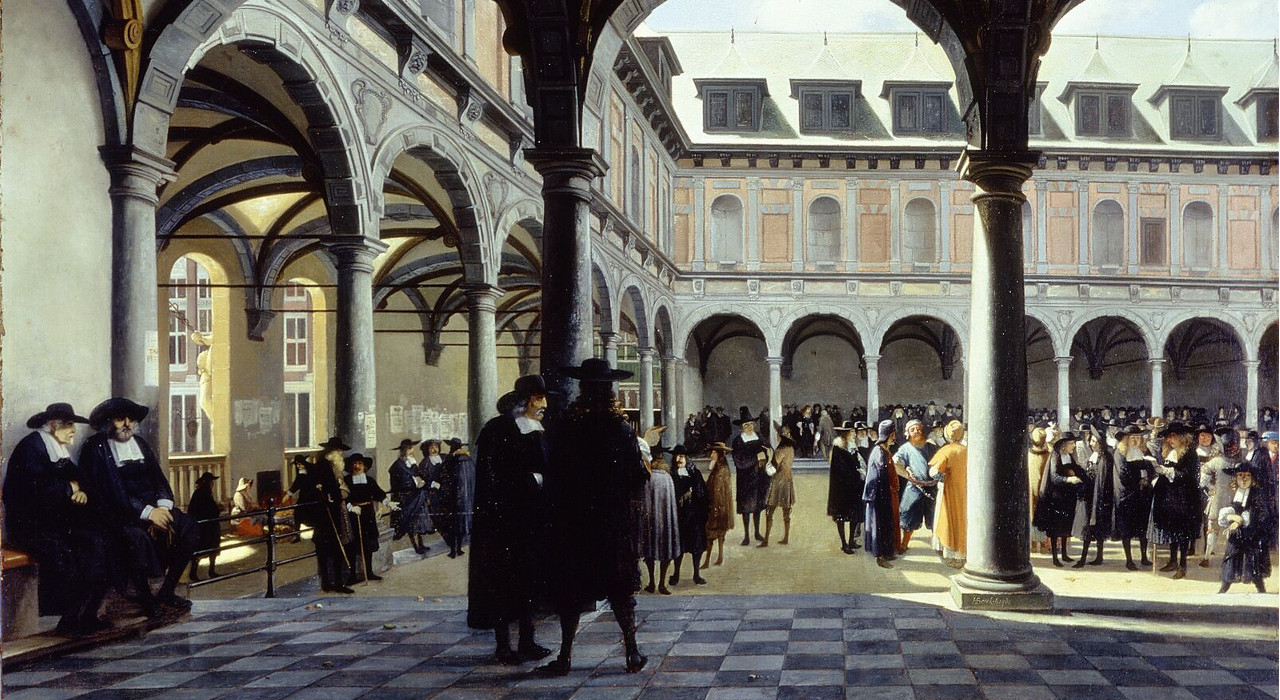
[4,592,1276,700]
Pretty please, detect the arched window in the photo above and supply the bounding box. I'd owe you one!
[1091,199,1125,269]
[903,198,937,266]
[282,280,316,449]
[1022,200,1034,266]
[629,146,642,222]
[806,196,841,263]
[710,195,744,263]
[1182,201,1214,269]
[167,256,213,454]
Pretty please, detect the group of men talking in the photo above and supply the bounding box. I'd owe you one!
[4,398,199,635]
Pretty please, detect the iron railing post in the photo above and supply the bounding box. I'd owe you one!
[265,498,277,598]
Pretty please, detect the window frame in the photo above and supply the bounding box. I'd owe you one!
[1170,91,1223,140]
[1074,89,1131,137]
[1139,217,1167,267]
[796,87,856,134]
[1257,94,1278,141]
[891,88,950,135]
[1028,83,1046,137]
[700,84,764,133]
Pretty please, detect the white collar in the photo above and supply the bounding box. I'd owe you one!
[1235,486,1251,507]
[352,473,368,485]
[109,436,145,463]
[404,456,417,466]
[39,431,71,461]
[427,454,443,465]
[739,433,759,443]
[515,416,544,434]
[1061,452,1074,464]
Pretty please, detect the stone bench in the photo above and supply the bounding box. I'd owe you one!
[2,547,39,640]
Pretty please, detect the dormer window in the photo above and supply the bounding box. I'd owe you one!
[881,83,952,134]
[1259,95,1279,140]
[1075,90,1130,137]
[1170,92,1222,140]
[1028,83,1046,136]
[790,80,861,134]
[697,80,766,133]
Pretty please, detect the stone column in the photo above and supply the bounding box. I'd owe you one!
[464,284,503,443]
[327,237,389,449]
[661,355,678,445]
[101,146,176,448]
[939,180,954,273]
[1034,179,1048,274]
[864,354,881,422]
[639,348,656,430]
[1076,180,1090,274]
[1055,356,1073,428]
[1150,358,1166,419]
[1126,182,1140,275]
[527,148,606,400]
[844,177,859,269]
[693,181,707,271]
[600,331,620,368]
[1169,185,1182,275]
[767,357,783,446]
[951,152,1052,610]
[1245,359,1261,430]
[747,177,762,271]
[791,179,804,271]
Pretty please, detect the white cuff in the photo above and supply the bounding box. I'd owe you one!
[140,505,154,521]
[157,499,174,510]
[532,473,543,487]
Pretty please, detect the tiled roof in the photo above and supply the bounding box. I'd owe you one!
[654,29,1278,153]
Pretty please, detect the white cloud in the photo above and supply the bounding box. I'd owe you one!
[1052,0,1186,37]
[1188,0,1279,38]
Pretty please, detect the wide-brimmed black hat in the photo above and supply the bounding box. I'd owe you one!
[89,397,149,429]
[26,402,89,429]
[1225,461,1256,476]
[393,438,417,451]
[1195,423,1215,436]
[671,444,689,457]
[292,454,312,467]
[733,406,756,426]
[853,421,868,430]
[1157,422,1195,439]
[560,358,632,383]
[420,438,441,451]
[1120,424,1146,437]
[498,374,563,413]
[196,471,219,485]
[445,437,468,450]
[345,453,369,468]
[833,420,858,432]
[1245,429,1261,440]
[318,436,351,451]
[1053,430,1081,447]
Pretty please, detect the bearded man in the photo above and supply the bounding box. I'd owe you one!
[1150,423,1201,579]
[731,409,771,545]
[468,375,556,665]
[80,397,198,615]
[893,419,938,555]
[3,403,110,634]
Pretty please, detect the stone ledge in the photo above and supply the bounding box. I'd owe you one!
[951,577,1054,612]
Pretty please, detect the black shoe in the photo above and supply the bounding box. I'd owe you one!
[1060,553,1074,563]
[1159,562,1177,572]
[519,643,552,661]
[625,652,648,673]
[1140,558,1153,567]
[1071,558,1086,569]
[1218,583,1230,594]
[740,538,751,546]
[669,574,680,586]
[1172,567,1186,580]
[157,593,193,611]
[456,549,464,556]
[447,551,458,559]
[754,533,764,542]
[207,569,220,577]
[496,648,523,666]
[1125,561,1139,571]
[536,657,571,675]
[366,574,383,582]
[1088,557,1103,566]
[78,616,112,634]
[333,586,356,594]
[693,576,707,585]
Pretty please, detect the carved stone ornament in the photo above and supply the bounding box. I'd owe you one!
[1078,284,1090,301]
[483,171,512,214]
[1218,287,1231,305]
[940,281,951,297]
[1170,287,1181,303]
[1057,310,1073,329]
[1151,312,1165,330]
[747,279,760,295]
[890,281,902,296]
[866,307,880,326]
[692,279,705,295]
[458,87,485,127]
[768,307,784,327]
[847,280,859,295]
[1129,284,1141,304]
[1243,313,1258,333]
[352,79,390,146]
[245,307,277,342]
[790,280,804,296]
[1036,282,1048,300]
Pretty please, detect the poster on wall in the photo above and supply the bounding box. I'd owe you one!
[389,405,404,434]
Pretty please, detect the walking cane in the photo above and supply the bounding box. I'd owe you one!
[355,507,368,587]
[322,499,350,565]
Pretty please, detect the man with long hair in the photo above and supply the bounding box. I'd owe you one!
[539,359,651,676]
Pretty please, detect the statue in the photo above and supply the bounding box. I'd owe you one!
[191,331,214,430]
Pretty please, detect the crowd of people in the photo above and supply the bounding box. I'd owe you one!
[1029,418,1278,592]
[1027,404,1279,435]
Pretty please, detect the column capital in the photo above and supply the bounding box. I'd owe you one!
[863,353,882,364]
[100,145,177,205]
[524,147,607,179]
[956,150,1038,197]
[765,356,784,367]
[1148,358,1168,369]
[660,354,678,364]
[1053,355,1074,367]
[1242,359,1261,369]
[638,347,656,361]
[325,237,389,272]
[599,330,620,343]
[462,283,504,311]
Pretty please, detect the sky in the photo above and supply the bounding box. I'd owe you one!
[645,0,1280,39]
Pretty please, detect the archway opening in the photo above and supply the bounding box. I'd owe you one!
[878,315,964,411]
[1067,316,1150,424]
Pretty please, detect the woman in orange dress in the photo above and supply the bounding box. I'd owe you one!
[929,421,968,568]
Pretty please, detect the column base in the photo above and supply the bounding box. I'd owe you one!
[950,574,1053,611]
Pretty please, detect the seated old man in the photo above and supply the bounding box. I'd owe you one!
[2,402,111,635]
[80,397,198,616]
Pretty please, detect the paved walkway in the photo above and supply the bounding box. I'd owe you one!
[4,592,1276,700]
